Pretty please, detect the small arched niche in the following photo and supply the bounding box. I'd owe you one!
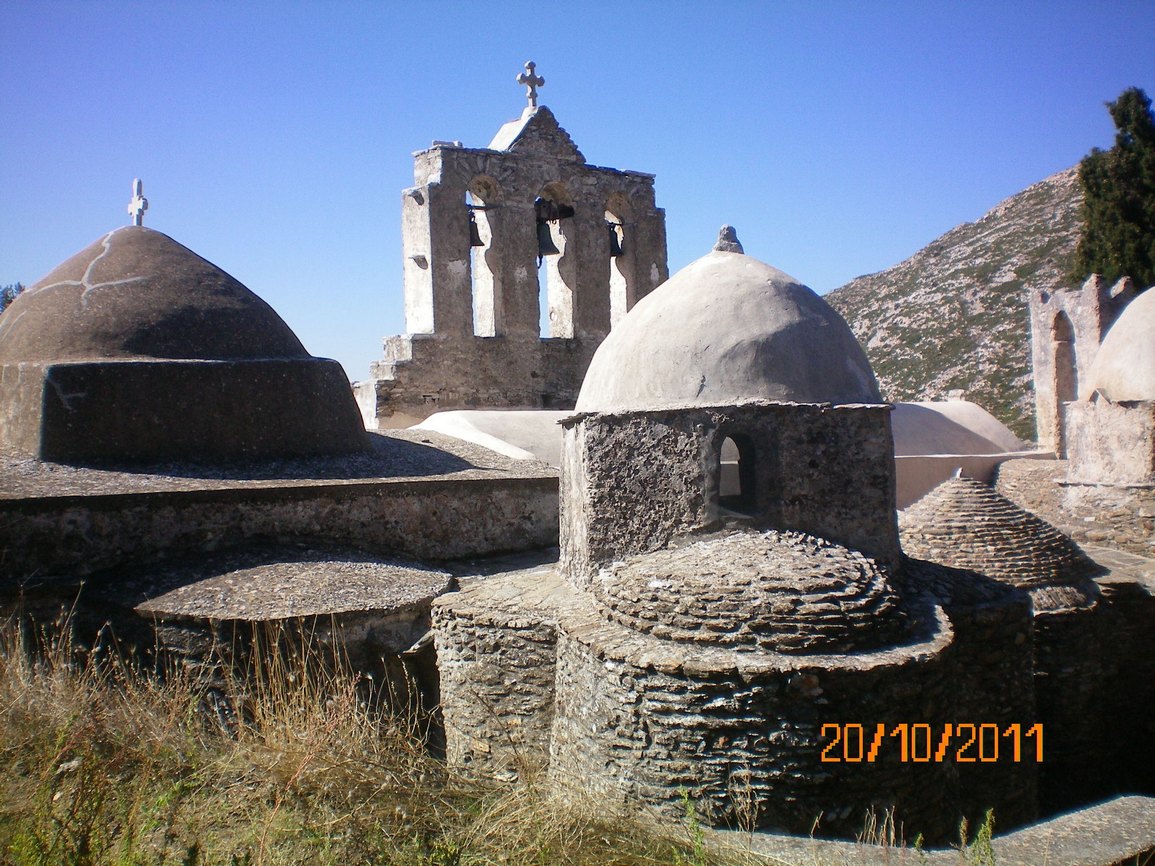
[717,433,757,515]
[467,176,502,337]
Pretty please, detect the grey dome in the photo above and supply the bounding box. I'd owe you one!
[0,226,368,463]
[0,226,309,364]
[1084,287,1155,402]
[575,242,881,413]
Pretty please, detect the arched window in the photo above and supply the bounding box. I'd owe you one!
[717,433,757,515]
[536,183,576,338]
[467,177,502,337]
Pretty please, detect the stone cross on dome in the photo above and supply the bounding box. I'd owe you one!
[127,178,149,227]
[517,61,544,109]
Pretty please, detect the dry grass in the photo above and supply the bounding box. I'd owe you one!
[0,616,747,866]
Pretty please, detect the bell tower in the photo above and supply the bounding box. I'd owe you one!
[356,62,668,429]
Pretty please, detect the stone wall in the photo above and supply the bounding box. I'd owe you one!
[991,458,1069,529]
[0,474,558,587]
[1066,398,1155,486]
[1032,605,1110,811]
[432,568,576,779]
[994,457,1155,558]
[560,402,900,585]
[1097,566,1155,797]
[359,332,601,428]
[896,559,1038,830]
[548,590,964,841]
[1,358,368,463]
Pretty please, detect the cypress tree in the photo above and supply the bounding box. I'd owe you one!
[1071,87,1155,288]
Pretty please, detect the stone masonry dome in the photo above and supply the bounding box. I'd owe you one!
[575,227,881,412]
[0,227,309,364]
[0,226,368,463]
[591,529,909,654]
[899,475,1100,611]
[1084,286,1155,402]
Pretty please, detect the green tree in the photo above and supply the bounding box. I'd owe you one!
[1071,87,1155,287]
[0,282,23,314]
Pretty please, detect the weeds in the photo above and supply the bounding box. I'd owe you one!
[956,809,996,865]
[675,788,708,866]
[0,616,729,866]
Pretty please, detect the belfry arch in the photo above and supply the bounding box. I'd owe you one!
[467,176,503,337]
[605,192,637,328]
[536,182,576,338]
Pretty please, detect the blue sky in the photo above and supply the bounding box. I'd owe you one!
[3,1,1154,382]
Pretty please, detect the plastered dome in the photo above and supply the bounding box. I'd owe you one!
[0,227,309,364]
[575,227,881,412]
[0,226,368,463]
[1084,287,1155,402]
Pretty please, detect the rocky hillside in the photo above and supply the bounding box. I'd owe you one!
[826,167,1082,441]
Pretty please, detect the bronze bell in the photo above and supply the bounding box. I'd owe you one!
[607,221,624,257]
[537,219,560,258]
[468,210,485,247]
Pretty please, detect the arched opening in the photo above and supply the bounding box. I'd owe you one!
[717,434,757,515]
[1051,311,1079,457]
[1053,312,1078,404]
[605,192,636,328]
[467,177,502,337]
[536,183,576,338]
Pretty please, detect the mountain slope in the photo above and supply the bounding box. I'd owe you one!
[826,167,1082,441]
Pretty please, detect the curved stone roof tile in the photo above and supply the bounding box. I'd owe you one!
[592,529,909,655]
[899,475,1100,610]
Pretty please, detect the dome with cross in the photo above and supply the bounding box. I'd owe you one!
[0,225,368,463]
[0,227,311,365]
[574,227,881,413]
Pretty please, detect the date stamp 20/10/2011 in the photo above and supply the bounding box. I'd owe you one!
[819,723,1043,764]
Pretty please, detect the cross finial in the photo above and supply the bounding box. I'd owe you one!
[713,225,744,254]
[517,60,544,109]
[127,178,148,227]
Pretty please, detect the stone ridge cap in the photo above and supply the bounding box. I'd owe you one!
[133,558,451,621]
[138,595,436,624]
[560,399,891,426]
[411,143,656,180]
[0,469,557,504]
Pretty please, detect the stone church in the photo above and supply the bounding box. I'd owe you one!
[1,62,1153,853]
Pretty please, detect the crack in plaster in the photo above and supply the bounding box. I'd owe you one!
[24,232,148,308]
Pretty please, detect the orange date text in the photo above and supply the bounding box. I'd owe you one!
[819,723,1043,763]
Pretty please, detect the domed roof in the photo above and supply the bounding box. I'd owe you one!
[1085,287,1155,401]
[575,228,881,413]
[0,226,368,463]
[899,475,1100,611]
[591,529,909,655]
[0,226,309,364]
